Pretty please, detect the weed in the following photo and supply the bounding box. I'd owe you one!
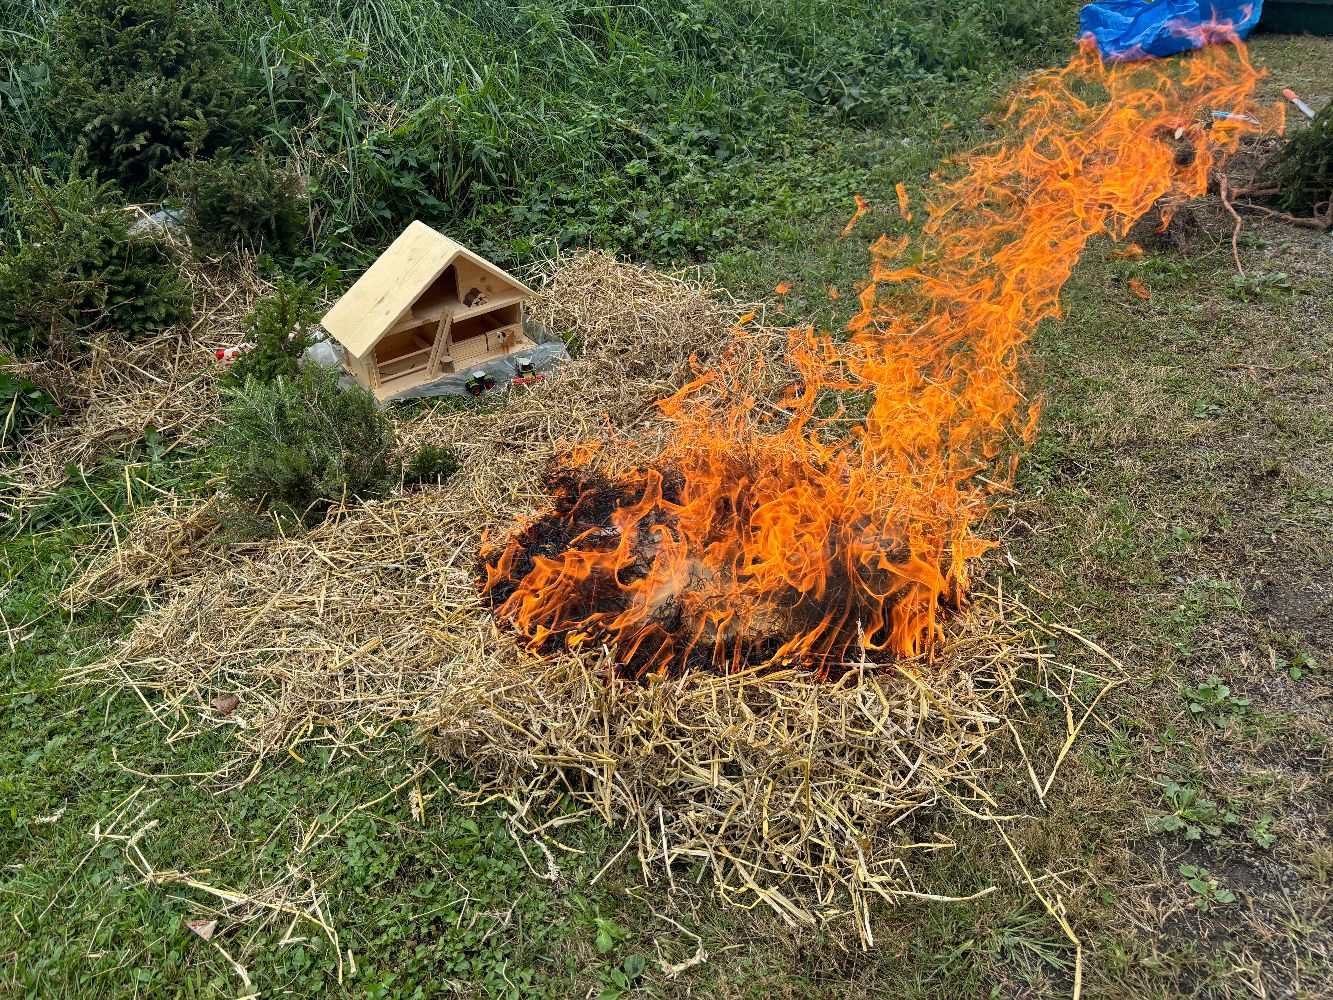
[1276,648,1319,681]
[1248,815,1278,850]
[1146,779,1239,840]
[4,0,1070,268]
[1226,270,1292,303]
[596,953,647,1000]
[593,915,630,955]
[1182,675,1252,728]
[0,367,59,448]
[1179,864,1237,911]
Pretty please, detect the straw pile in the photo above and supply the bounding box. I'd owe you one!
[2,264,267,511]
[70,252,1085,942]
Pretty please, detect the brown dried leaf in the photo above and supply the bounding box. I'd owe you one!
[183,917,217,941]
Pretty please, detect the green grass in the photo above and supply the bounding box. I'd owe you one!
[1,0,1071,271]
[3,17,1332,1000]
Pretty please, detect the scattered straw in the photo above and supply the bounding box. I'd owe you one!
[85,785,342,991]
[2,263,268,513]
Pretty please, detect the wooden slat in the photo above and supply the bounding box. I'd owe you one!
[427,312,452,375]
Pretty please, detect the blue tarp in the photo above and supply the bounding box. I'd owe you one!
[1079,1,1263,61]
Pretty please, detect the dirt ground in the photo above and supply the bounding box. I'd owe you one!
[981,32,1333,997]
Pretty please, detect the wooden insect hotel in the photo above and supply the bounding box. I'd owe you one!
[321,221,536,400]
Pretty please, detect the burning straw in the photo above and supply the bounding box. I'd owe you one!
[482,35,1269,681]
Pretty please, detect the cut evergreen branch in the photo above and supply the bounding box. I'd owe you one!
[215,365,397,526]
[1269,97,1333,216]
[0,166,192,357]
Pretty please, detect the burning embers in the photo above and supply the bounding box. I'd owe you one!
[484,35,1268,680]
[483,457,967,680]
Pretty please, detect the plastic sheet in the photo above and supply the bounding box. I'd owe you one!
[1079,1,1262,61]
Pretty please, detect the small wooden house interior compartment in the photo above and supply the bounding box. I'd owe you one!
[320,221,536,400]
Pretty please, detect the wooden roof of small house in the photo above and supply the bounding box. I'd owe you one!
[321,221,534,359]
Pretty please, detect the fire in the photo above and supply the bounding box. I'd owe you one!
[484,34,1268,680]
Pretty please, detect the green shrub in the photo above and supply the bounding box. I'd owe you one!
[166,154,308,257]
[0,167,193,357]
[1270,100,1332,215]
[215,365,398,524]
[222,278,318,388]
[0,368,60,449]
[404,443,460,486]
[46,0,260,190]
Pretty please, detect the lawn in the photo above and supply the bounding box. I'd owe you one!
[2,9,1332,1000]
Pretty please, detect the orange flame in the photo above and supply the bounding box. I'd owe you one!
[484,36,1266,679]
[840,193,869,239]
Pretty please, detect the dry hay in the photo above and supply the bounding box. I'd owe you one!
[1,262,267,512]
[69,252,1108,944]
[67,494,235,602]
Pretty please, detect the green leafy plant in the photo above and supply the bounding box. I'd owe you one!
[1248,814,1278,850]
[1277,649,1318,681]
[0,167,192,357]
[1226,270,1291,303]
[166,154,307,257]
[1179,864,1236,912]
[214,365,398,525]
[1182,675,1251,728]
[0,368,60,448]
[222,279,318,388]
[1146,779,1238,840]
[593,916,629,955]
[45,0,260,190]
[403,443,460,487]
[586,915,643,1000]
[596,953,646,1000]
